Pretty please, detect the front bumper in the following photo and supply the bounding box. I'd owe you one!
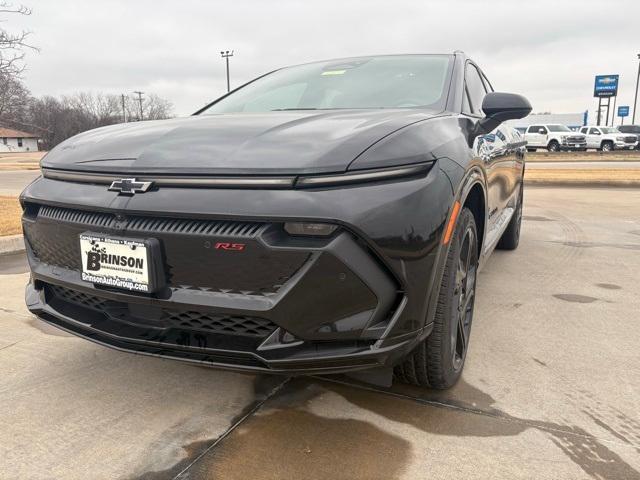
[614,141,638,150]
[22,164,453,374]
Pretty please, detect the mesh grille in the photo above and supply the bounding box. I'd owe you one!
[28,231,82,271]
[47,283,277,338]
[164,310,276,337]
[49,284,109,310]
[25,205,307,296]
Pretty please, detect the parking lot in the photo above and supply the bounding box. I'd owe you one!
[1,185,639,480]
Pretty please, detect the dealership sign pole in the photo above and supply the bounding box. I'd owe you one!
[618,105,630,126]
[594,75,619,126]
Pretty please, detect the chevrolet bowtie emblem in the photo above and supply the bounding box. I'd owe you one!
[108,178,153,195]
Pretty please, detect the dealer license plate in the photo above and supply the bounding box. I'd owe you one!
[79,233,151,292]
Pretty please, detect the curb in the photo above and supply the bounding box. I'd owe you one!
[0,234,25,256]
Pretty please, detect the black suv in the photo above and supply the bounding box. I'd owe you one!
[22,52,531,388]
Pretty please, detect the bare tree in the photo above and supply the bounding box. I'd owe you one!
[0,2,37,77]
[125,93,173,121]
[0,71,30,119]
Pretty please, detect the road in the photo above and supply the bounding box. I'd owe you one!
[1,186,640,479]
[0,170,41,196]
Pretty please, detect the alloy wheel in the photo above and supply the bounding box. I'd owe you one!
[451,226,478,371]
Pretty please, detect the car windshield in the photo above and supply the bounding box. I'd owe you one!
[547,125,572,132]
[600,127,619,134]
[200,55,453,113]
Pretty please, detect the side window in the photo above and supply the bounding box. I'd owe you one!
[527,125,541,134]
[465,64,487,115]
[580,127,587,134]
[539,126,548,134]
[589,128,600,135]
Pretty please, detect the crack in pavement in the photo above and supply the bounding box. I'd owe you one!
[171,377,291,480]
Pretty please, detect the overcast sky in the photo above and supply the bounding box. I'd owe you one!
[9,0,640,120]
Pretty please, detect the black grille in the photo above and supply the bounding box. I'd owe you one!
[47,283,277,338]
[164,310,275,337]
[49,284,109,310]
[38,205,116,227]
[624,136,637,144]
[127,216,262,237]
[566,136,586,143]
[24,205,309,296]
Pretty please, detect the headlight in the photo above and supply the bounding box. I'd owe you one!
[560,136,568,144]
[295,162,433,188]
[616,136,625,141]
[284,222,337,237]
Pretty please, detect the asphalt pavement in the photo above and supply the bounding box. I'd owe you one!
[1,186,639,479]
[0,170,41,196]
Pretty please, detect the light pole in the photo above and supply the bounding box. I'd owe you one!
[220,50,234,92]
[632,54,640,124]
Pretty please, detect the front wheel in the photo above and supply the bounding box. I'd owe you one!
[394,208,478,389]
[547,141,560,152]
[600,141,613,152]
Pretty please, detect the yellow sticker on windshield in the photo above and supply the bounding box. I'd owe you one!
[321,70,346,76]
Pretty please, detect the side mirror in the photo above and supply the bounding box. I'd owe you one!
[477,92,532,134]
[538,129,546,134]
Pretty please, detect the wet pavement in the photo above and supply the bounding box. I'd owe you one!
[1,186,639,479]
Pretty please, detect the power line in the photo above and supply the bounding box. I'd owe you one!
[121,94,127,123]
[133,91,144,121]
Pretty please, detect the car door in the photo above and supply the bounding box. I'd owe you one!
[465,62,515,246]
[526,125,547,147]
[525,126,540,147]
[587,127,601,149]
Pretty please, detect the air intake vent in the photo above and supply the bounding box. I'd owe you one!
[127,216,263,237]
[38,205,115,227]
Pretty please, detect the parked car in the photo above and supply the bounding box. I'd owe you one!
[578,125,638,151]
[617,124,640,150]
[21,52,531,389]
[524,124,587,152]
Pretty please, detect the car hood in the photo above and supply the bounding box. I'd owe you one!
[42,109,442,175]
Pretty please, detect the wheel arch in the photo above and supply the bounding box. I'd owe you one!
[461,182,486,257]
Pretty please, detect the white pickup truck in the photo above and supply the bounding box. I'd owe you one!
[578,126,638,151]
[524,124,587,152]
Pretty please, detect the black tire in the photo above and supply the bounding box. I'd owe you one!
[600,141,613,152]
[394,208,478,389]
[497,183,523,250]
[547,141,560,152]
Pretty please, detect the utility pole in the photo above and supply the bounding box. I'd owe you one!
[121,94,127,123]
[220,50,234,92]
[133,91,144,121]
[633,53,640,124]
